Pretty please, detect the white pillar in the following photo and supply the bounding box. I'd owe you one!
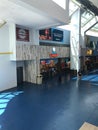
[31,29,39,45]
[70,8,81,73]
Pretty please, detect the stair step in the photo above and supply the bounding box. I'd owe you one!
[79,122,98,130]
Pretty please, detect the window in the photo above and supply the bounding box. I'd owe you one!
[52,0,65,9]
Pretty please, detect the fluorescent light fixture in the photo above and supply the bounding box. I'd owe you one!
[0,20,6,28]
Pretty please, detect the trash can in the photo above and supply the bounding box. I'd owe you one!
[36,75,43,84]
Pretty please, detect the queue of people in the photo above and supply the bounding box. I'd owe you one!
[40,60,57,80]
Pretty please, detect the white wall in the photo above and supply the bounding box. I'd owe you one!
[32,29,39,45]
[0,24,17,91]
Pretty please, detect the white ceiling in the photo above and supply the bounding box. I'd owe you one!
[0,0,63,29]
[1,0,98,30]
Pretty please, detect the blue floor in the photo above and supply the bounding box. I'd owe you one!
[1,71,98,130]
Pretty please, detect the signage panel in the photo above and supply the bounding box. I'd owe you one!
[16,27,29,42]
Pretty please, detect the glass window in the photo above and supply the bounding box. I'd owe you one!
[52,0,66,9]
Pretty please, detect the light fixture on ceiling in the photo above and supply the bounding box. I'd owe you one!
[0,20,6,28]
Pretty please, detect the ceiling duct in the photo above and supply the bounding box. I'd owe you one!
[75,0,98,16]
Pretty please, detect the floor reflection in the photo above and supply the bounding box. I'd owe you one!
[0,91,23,115]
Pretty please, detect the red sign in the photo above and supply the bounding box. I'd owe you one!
[49,53,58,58]
[16,27,29,42]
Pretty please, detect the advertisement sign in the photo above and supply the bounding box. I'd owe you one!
[49,53,58,58]
[16,27,29,42]
[39,28,64,42]
[49,47,58,58]
[52,29,63,42]
[39,28,52,40]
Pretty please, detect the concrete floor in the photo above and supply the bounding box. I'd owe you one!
[0,71,98,130]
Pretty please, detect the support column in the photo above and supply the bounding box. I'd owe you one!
[24,60,37,84]
[31,29,39,45]
[24,46,41,84]
[70,8,81,74]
